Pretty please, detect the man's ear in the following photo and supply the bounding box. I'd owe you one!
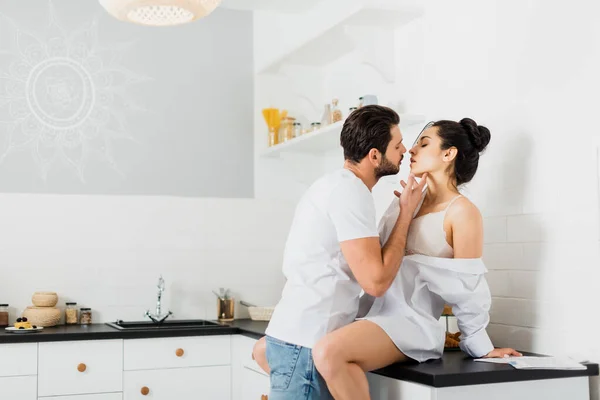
[368,148,380,165]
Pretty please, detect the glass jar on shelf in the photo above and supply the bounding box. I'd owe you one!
[79,308,92,325]
[293,122,302,138]
[331,99,343,123]
[0,304,8,327]
[268,126,278,147]
[279,116,296,142]
[349,107,358,114]
[310,122,321,132]
[65,302,78,325]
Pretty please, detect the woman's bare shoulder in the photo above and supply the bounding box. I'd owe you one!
[447,196,482,225]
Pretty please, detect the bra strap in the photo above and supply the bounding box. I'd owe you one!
[444,195,463,211]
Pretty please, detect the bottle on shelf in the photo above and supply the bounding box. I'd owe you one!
[331,98,343,123]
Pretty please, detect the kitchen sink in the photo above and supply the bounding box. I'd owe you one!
[106,319,227,330]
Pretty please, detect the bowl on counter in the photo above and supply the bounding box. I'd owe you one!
[31,291,58,307]
[22,306,61,327]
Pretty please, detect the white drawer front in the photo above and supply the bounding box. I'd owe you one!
[1,375,37,400]
[241,367,270,400]
[38,339,123,397]
[39,394,122,400]
[124,335,231,371]
[0,343,37,377]
[237,335,268,376]
[124,366,231,400]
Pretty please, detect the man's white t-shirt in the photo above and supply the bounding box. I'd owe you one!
[265,168,379,349]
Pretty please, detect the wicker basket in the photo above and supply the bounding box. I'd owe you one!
[22,306,61,327]
[32,292,58,307]
[248,306,275,321]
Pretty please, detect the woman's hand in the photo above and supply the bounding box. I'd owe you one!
[484,348,523,358]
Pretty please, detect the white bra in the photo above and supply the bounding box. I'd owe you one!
[406,195,463,258]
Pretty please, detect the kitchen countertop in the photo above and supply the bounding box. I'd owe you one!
[0,320,240,343]
[1,319,597,388]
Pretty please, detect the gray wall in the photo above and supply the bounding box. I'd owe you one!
[0,0,254,197]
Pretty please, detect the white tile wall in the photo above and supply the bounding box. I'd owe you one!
[489,298,543,329]
[483,243,523,270]
[483,217,508,244]
[506,215,546,243]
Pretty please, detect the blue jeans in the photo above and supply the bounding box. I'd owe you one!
[265,336,333,400]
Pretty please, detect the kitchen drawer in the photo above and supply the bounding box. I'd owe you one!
[1,375,36,400]
[237,335,268,376]
[241,366,270,400]
[124,365,230,400]
[39,394,122,400]
[124,335,231,371]
[38,339,123,397]
[0,342,37,377]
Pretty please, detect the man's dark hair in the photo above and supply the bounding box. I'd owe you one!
[340,105,400,163]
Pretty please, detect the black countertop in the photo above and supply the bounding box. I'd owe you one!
[373,351,599,388]
[0,321,239,343]
[1,319,597,388]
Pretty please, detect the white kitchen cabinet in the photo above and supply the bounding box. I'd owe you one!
[0,343,37,377]
[231,335,270,400]
[124,335,231,371]
[123,365,231,400]
[241,366,270,400]
[39,394,122,400]
[38,339,123,397]
[368,373,590,400]
[0,375,37,400]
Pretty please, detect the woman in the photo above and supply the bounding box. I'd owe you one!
[253,118,521,399]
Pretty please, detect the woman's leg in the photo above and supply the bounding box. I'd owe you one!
[252,336,271,374]
[312,320,407,400]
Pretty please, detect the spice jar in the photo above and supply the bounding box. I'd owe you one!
[268,126,278,147]
[349,107,358,114]
[280,116,296,142]
[331,99,343,123]
[65,302,78,325]
[0,304,8,327]
[79,308,92,325]
[310,122,321,132]
[293,122,302,137]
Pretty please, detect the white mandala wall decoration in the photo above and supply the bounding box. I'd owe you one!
[0,2,151,182]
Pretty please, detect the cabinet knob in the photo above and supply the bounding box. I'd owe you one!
[261,395,268,400]
[77,363,86,372]
[176,348,184,357]
[141,386,150,396]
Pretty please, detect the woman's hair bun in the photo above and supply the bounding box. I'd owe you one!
[460,118,490,152]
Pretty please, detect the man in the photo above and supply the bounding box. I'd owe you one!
[258,105,427,399]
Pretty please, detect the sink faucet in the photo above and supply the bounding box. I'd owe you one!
[145,275,173,323]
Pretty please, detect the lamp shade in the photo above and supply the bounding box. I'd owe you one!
[99,0,222,26]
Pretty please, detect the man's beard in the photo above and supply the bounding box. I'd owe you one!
[375,154,400,179]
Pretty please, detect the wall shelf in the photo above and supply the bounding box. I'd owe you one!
[260,114,426,158]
